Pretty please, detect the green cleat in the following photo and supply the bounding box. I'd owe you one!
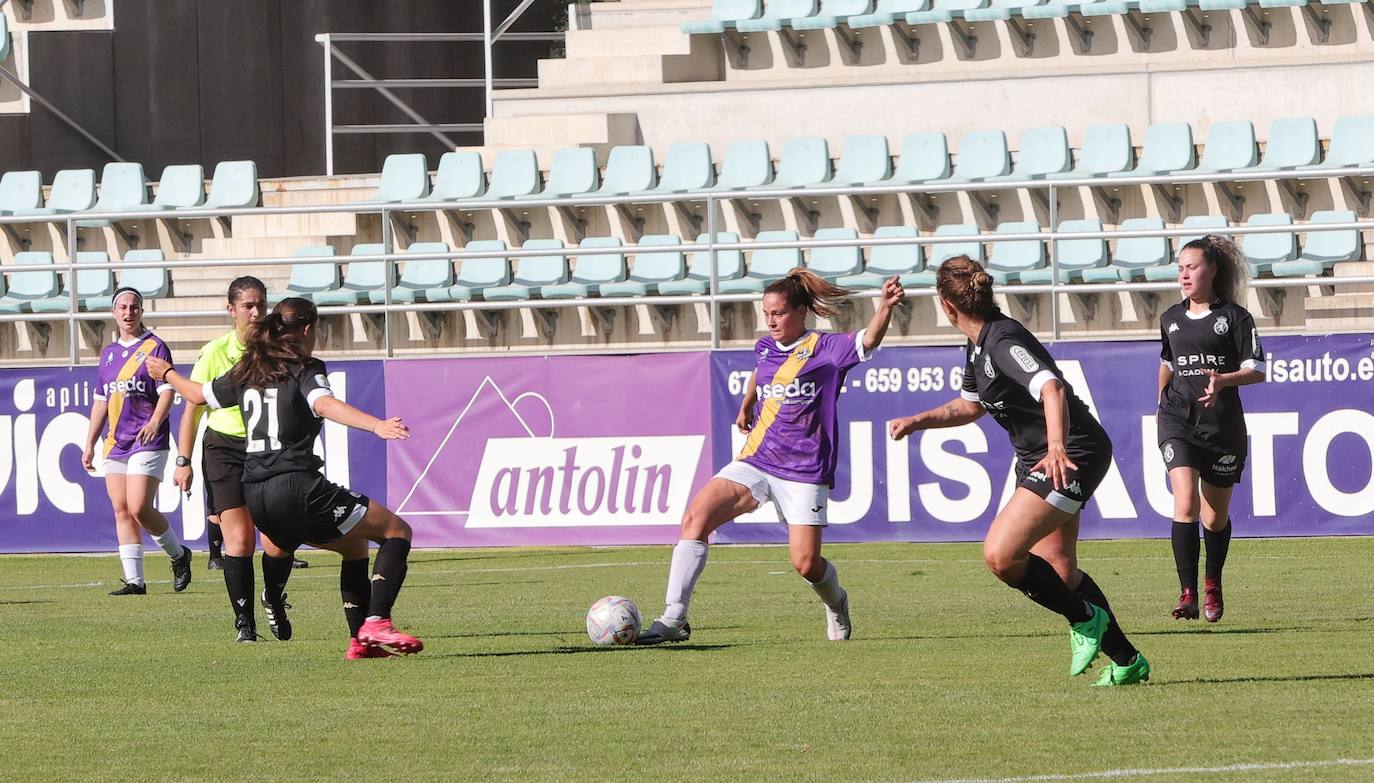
[1093,653,1151,686]
[1069,603,1108,677]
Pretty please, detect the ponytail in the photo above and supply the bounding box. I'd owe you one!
[763,268,853,319]
[935,255,998,320]
[225,297,318,389]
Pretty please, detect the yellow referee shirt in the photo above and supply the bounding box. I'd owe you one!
[189,330,247,437]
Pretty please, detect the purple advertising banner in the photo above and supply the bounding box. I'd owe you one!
[0,359,386,553]
[710,333,1374,543]
[384,352,714,547]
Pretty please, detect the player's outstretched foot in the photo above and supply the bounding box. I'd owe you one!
[260,590,293,641]
[1171,587,1199,620]
[171,546,193,592]
[346,637,397,659]
[235,618,258,644]
[109,580,146,596]
[1093,653,1151,686]
[635,618,691,645]
[291,558,309,569]
[1203,578,1224,623]
[1069,604,1108,677]
[207,554,223,571]
[357,618,423,655]
[826,590,852,641]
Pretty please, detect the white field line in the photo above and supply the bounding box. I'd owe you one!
[903,757,1374,783]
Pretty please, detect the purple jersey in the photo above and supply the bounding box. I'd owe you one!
[95,332,173,459]
[738,330,871,486]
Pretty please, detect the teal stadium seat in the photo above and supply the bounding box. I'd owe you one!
[1199,0,1248,10]
[485,149,542,200]
[1025,0,1108,19]
[1251,117,1320,171]
[836,226,924,288]
[991,126,1071,181]
[447,240,512,301]
[31,251,114,313]
[1138,0,1194,11]
[737,0,818,32]
[1143,215,1229,281]
[822,135,891,186]
[85,249,171,310]
[272,246,341,305]
[947,130,1011,182]
[1110,122,1194,177]
[312,244,396,306]
[194,160,259,210]
[710,140,775,191]
[793,0,876,30]
[682,0,763,34]
[985,222,1045,284]
[1240,213,1297,274]
[0,251,60,313]
[0,11,10,63]
[599,235,686,297]
[889,132,951,184]
[1271,211,1361,277]
[76,163,148,228]
[808,227,864,279]
[907,0,990,25]
[1019,219,1107,284]
[763,137,832,188]
[904,224,984,286]
[1194,121,1257,174]
[1081,217,1169,282]
[421,152,487,202]
[148,165,207,209]
[1048,124,1133,179]
[720,230,801,293]
[849,0,931,29]
[0,171,42,214]
[657,232,747,294]
[360,153,430,203]
[483,239,569,301]
[542,237,628,298]
[519,147,599,200]
[595,146,657,196]
[1300,115,1374,171]
[967,0,1050,22]
[27,169,97,216]
[369,242,455,304]
[642,143,715,193]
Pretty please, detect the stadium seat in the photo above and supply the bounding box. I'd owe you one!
[483,239,570,301]
[984,222,1045,284]
[447,240,513,301]
[737,0,818,32]
[1110,123,1195,177]
[421,151,487,202]
[641,143,715,194]
[946,131,1011,183]
[1142,214,1229,281]
[359,153,430,204]
[31,251,114,313]
[519,147,599,200]
[1270,210,1361,277]
[76,163,149,228]
[762,137,833,189]
[0,171,42,214]
[0,251,60,313]
[0,12,10,63]
[368,242,455,304]
[595,146,657,196]
[821,135,891,187]
[903,224,984,286]
[1194,121,1258,174]
[485,149,542,200]
[1250,117,1320,172]
[16,169,96,216]
[85,249,171,310]
[793,0,877,29]
[1198,0,1246,8]
[808,227,864,279]
[990,126,1071,181]
[1018,219,1107,283]
[907,0,989,26]
[710,140,775,191]
[599,235,687,297]
[541,237,628,298]
[1300,115,1374,171]
[195,160,260,210]
[966,0,1050,22]
[719,230,801,292]
[1240,213,1297,274]
[849,0,931,29]
[1047,124,1133,179]
[1081,217,1169,282]
[888,132,951,184]
[657,232,747,294]
[144,165,207,209]
[682,0,763,34]
[836,225,924,288]
[1024,0,1109,19]
[312,244,396,306]
[270,246,341,305]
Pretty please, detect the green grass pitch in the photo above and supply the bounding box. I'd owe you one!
[3,537,1373,782]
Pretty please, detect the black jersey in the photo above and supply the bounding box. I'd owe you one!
[961,313,1109,463]
[1157,299,1264,453]
[203,358,334,483]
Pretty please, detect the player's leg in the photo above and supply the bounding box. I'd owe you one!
[315,531,385,659]
[1198,479,1236,623]
[216,505,259,640]
[1036,516,1142,670]
[259,530,296,641]
[788,524,850,640]
[322,500,421,655]
[105,470,146,595]
[1167,457,1203,620]
[126,462,192,592]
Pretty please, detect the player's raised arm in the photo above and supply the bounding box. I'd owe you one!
[888,397,984,441]
[313,395,410,440]
[861,276,906,353]
[147,356,206,406]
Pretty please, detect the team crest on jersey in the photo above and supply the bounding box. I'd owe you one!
[984,355,995,379]
[795,346,813,361]
[1163,443,1175,464]
[1168,322,1180,334]
[1009,345,1039,373]
[1213,316,1229,335]
[133,350,148,363]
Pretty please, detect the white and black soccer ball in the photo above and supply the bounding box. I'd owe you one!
[586,595,641,646]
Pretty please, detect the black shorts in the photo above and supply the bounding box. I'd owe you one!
[243,471,371,553]
[1015,441,1113,514]
[1161,439,1246,488]
[202,429,247,516]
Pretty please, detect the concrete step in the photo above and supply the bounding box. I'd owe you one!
[583,0,713,31]
[481,112,641,153]
[230,212,360,239]
[537,49,720,88]
[564,25,697,59]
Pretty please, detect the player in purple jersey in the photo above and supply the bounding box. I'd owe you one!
[637,269,905,645]
[81,288,192,595]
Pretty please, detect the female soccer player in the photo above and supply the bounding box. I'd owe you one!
[148,298,422,659]
[82,288,192,595]
[636,269,904,645]
[888,257,1148,686]
[174,276,298,643]
[1158,235,1265,623]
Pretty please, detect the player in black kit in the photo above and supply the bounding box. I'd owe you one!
[147,298,424,659]
[889,257,1149,686]
[1157,235,1265,623]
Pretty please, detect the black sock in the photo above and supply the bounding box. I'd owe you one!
[1171,520,1200,591]
[261,553,293,603]
[1073,571,1139,666]
[207,521,223,559]
[1010,554,1093,624]
[222,555,255,630]
[340,557,370,638]
[368,538,412,620]
[1204,520,1232,582]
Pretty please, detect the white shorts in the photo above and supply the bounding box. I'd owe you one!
[716,460,829,526]
[103,450,168,479]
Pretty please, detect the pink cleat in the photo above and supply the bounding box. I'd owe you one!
[357,618,424,655]
[346,637,397,660]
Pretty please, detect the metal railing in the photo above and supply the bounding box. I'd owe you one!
[1,161,1372,366]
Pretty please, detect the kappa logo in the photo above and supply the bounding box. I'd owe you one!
[370,573,386,582]
[984,355,996,379]
[1163,443,1175,463]
[1009,345,1040,374]
[1214,316,1230,336]
[343,602,359,609]
[332,505,348,521]
[1065,480,1082,496]
[1168,322,1180,334]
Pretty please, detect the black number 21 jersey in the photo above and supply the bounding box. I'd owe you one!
[204,358,334,483]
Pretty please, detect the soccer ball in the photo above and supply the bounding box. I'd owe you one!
[586,595,641,646]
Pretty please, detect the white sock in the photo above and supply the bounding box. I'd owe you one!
[805,561,845,608]
[662,539,708,624]
[119,544,145,586]
[151,527,183,559]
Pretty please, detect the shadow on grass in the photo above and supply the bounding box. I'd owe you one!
[1134,626,1308,637]
[0,599,54,605]
[409,549,625,567]
[404,580,544,590]
[1153,672,1374,687]
[430,643,734,659]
